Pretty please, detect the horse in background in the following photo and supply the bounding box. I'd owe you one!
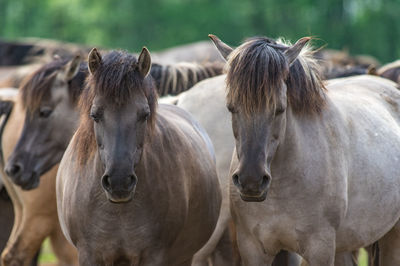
[0,38,90,66]
[151,61,223,95]
[211,34,400,265]
[0,94,19,262]
[377,59,400,84]
[151,41,225,64]
[314,48,379,80]
[0,88,78,266]
[0,64,43,89]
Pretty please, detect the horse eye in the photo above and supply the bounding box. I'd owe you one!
[139,112,150,122]
[275,108,285,116]
[227,105,237,113]
[39,107,53,118]
[90,112,101,123]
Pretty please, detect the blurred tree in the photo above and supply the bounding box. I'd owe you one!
[0,0,398,63]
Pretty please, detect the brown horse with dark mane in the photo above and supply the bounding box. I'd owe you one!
[57,48,222,265]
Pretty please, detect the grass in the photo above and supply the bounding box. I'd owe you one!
[38,238,369,266]
[39,239,56,264]
[359,248,368,266]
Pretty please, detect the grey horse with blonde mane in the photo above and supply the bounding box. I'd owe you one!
[204,34,400,265]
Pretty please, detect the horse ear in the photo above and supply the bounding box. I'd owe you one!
[88,48,102,75]
[64,55,82,81]
[137,47,151,78]
[284,37,311,66]
[208,34,233,61]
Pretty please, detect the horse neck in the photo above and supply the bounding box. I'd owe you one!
[274,106,305,166]
[274,102,332,171]
[150,63,222,96]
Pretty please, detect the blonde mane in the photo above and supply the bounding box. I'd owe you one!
[226,37,326,115]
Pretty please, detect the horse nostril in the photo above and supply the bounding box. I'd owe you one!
[232,173,241,188]
[260,175,271,190]
[101,175,111,191]
[129,174,138,188]
[5,163,22,177]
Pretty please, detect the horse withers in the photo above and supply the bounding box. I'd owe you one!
[57,48,221,265]
[210,34,400,265]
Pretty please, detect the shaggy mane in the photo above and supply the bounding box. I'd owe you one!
[226,37,326,115]
[151,61,224,96]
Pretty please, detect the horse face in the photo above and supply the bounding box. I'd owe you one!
[91,92,149,203]
[5,58,81,190]
[229,82,287,202]
[210,34,309,202]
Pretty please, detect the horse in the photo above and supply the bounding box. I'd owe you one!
[313,48,379,81]
[0,64,43,89]
[313,48,380,70]
[377,59,400,84]
[175,75,301,266]
[0,37,90,66]
[0,89,78,266]
[209,34,400,265]
[151,40,225,64]
[321,65,376,80]
[56,48,221,265]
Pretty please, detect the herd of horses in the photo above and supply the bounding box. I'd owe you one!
[0,34,399,266]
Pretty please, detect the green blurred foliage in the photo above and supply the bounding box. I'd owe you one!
[0,0,399,63]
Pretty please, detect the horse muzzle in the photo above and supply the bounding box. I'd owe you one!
[239,191,268,202]
[101,173,138,204]
[232,170,271,202]
[4,163,40,190]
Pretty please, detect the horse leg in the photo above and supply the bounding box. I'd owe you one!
[77,250,103,266]
[228,219,242,266]
[192,192,236,266]
[272,250,302,266]
[49,223,78,266]
[209,228,235,266]
[1,178,23,246]
[139,248,167,266]
[236,227,275,265]
[29,250,40,266]
[300,230,335,266]
[334,251,358,266]
[378,220,400,265]
[0,188,14,252]
[365,242,379,266]
[1,214,52,266]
